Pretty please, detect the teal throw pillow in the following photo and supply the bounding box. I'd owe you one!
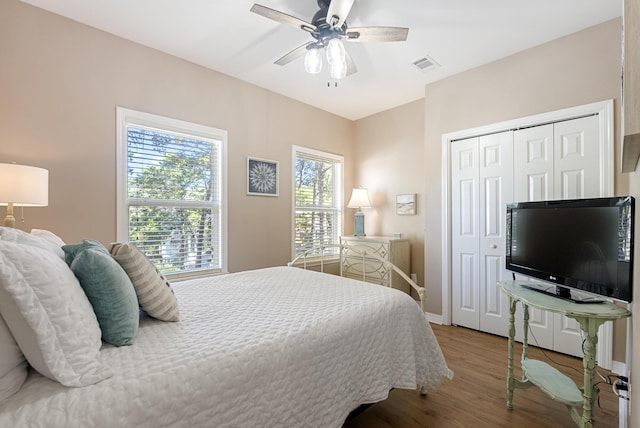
[62,239,106,266]
[69,247,139,346]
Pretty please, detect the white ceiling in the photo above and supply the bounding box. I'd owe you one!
[20,0,621,120]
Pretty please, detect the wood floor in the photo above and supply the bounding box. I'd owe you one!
[344,324,621,428]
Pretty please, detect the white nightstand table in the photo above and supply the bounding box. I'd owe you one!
[340,236,411,294]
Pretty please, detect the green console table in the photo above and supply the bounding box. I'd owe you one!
[497,280,631,428]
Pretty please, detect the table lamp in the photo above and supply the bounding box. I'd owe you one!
[347,188,371,237]
[0,163,49,228]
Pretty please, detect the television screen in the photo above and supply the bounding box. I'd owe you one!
[506,196,634,303]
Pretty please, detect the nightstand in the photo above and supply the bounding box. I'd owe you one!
[339,236,411,294]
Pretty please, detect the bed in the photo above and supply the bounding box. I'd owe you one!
[0,229,452,428]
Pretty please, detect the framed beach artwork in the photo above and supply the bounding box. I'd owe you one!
[247,157,279,196]
[396,194,416,215]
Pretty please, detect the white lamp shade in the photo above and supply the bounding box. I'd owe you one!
[329,59,347,79]
[0,163,49,206]
[326,38,345,64]
[304,47,323,74]
[347,188,371,209]
[326,38,347,79]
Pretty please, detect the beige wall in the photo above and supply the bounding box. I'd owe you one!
[353,99,426,290]
[0,0,354,272]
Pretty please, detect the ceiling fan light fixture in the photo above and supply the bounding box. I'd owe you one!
[251,1,409,81]
[329,58,347,79]
[326,38,345,65]
[304,46,323,74]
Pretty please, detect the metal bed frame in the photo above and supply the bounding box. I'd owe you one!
[288,243,426,312]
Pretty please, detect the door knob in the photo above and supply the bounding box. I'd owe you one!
[490,244,498,249]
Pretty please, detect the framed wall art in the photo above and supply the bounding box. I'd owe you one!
[396,194,416,215]
[247,157,279,196]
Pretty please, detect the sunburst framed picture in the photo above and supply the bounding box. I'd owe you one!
[247,157,279,196]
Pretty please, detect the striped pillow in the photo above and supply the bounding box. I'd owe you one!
[110,243,180,322]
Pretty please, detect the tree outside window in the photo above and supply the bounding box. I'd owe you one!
[117,108,227,278]
[293,146,343,258]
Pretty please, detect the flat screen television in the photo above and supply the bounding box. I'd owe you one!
[505,196,635,303]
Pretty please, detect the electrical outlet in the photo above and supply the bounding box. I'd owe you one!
[411,273,417,283]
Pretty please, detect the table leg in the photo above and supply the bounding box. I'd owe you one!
[578,317,601,428]
[522,304,529,364]
[507,297,517,409]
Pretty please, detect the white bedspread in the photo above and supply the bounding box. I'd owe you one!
[0,266,451,428]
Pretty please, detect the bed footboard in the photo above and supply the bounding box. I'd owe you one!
[288,244,426,312]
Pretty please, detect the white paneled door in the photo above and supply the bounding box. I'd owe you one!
[451,137,480,330]
[512,123,556,349]
[513,116,601,357]
[513,124,554,202]
[451,114,605,358]
[478,132,514,337]
[553,115,601,200]
[452,131,513,336]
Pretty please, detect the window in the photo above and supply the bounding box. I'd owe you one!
[117,108,227,278]
[292,146,343,258]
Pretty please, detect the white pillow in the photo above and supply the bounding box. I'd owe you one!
[31,228,66,250]
[0,313,27,404]
[0,226,64,260]
[0,241,113,386]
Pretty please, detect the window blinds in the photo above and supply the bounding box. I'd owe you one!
[126,126,222,275]
[294,149,343,257]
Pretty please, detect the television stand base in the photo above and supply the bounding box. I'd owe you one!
[498,280,631,428]
[520,284,605,304]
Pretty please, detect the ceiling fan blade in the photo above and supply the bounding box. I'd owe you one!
[345,49,357,76]
[274,42,314,66]
[345,26,409,42]
[326,0,355,27]
[250,4,316,33]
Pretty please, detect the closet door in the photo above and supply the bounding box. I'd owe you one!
[478,132,513,336]
[451,137,480,329]
[513,115,602,357]
[446,103,614,363]
[552,115,602,356]
[514,124,554,202]
[513,124,555,350]
[554,115,600,199]
[451,132,513,333]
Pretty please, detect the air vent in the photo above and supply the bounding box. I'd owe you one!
[412,55,440,72]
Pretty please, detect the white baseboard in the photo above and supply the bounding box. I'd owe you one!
[425,312,444,325]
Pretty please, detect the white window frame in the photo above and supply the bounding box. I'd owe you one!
[116,107,228,278]
[291,145,344,260]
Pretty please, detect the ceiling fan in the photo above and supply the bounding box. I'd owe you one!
[250,0,409,80]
